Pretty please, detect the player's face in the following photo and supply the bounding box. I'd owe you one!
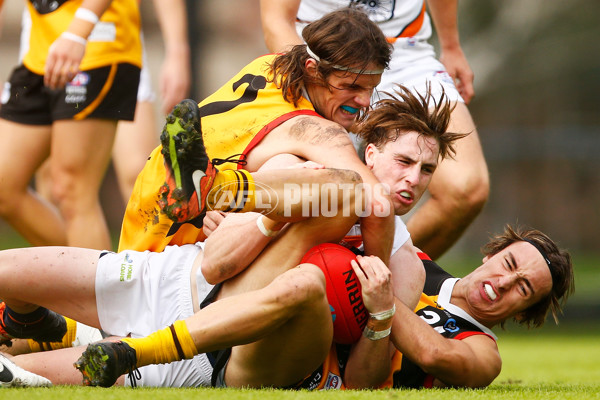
[306,61,382,131]
[365,131,439,216]
[456,241,553,327]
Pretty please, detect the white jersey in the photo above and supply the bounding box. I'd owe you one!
[296,0,463,105]
[297,0,431,42]
[344,215,411,255]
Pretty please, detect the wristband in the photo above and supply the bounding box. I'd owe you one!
[369,304,396,321]
[61,32,87,46]
[256,215,278,237]
[75,8,99,24]
[363,326,391,341]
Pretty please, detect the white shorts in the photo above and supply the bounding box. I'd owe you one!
[95,243,213,387]
[375,38,464,104]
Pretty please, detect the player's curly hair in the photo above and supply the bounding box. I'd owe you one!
[353,84,468,162]
[268,7,392,106]
[482,224,575,328]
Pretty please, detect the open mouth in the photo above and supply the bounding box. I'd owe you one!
[399,190,413,201]
[484,283,497,301]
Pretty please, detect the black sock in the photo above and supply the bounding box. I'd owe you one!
[2,306,67,342]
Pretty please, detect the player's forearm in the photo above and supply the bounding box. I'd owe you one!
[260,0,303,52]
[359,185,394,265]
[202,213,284,284]
[152,0,190,59]
[390,297,491,387]
[426,0,461,51]
[388,240,425,310]
[345,337,393,388]
[67,0,113,39]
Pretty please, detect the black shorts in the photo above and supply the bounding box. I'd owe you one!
[0,63,140,125]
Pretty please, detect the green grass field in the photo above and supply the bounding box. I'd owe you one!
[1,233,598,399]
[2,328,599,399]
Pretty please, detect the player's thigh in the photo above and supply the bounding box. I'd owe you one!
[50,118,117,190]
[430,103,488,192]
[226,265,332,387]
[113,101,158,177]
[0,119,51,190]
[0,246,101,326]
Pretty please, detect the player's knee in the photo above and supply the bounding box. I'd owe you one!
[51,176,98,217]
[0,192,20,215]
[438,170,489,218]
[270,264,327,311]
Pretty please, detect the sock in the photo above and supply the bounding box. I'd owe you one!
[207,169,256,212]
[121,320,198,367]
[1,305,66,342]
[28,317,77,352]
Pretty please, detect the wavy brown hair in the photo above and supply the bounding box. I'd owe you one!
[269,8,392,107]
[482,224,575,328]
[354,84,468,162]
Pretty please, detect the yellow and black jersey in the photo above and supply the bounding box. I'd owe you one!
[24,0,142,75]
[118,54,319,252]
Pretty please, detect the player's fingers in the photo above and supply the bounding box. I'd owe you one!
[354,256,377,280]
[350,259,365,278]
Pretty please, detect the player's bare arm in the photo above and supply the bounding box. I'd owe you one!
[344,255,396,388]
[260,0,303,53]
[390,297,502,388]
[388,239,426,310]
[202,212,284,284]
[252,115,395,264]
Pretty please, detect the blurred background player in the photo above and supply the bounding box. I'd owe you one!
[260,0,490,259]
[0,0,142,249]
[28,0,191,207]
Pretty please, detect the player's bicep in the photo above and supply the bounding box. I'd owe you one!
[287,118,379,184]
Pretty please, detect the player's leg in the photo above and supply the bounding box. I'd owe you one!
[75,263,332,388]
[0,247,102,343]
[0,119,67,246]
[50,118,116,249]
[406,102,489,258]
[1,318,102,356]
[75,170,361,387]
[10,346,99,386]
[112,101,159,204]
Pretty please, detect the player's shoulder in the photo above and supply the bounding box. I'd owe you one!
[281,114,349,142]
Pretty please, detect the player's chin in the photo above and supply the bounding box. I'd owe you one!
[394,201,413,216]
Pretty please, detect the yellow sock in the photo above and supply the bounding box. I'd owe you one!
[121,320,198,367]
[207,169,255,212]
[28,317,77,352]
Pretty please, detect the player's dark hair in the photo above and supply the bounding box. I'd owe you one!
[482,224,575,328]
[354,84,467,162]
[268,8,392,106]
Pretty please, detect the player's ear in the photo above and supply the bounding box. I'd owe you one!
[513,312,526,322]
[305,57,318,77]
[364,143,378,169]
